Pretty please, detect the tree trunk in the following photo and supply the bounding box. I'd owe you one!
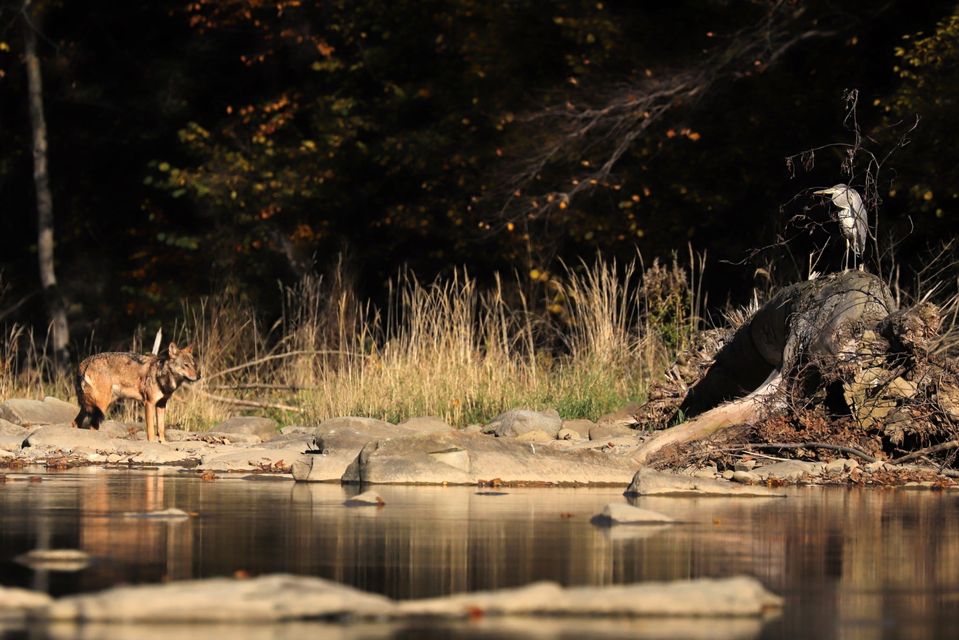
[635,270,898,464]
[23,6,69,367]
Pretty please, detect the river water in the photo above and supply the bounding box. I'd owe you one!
[1,468,958,639]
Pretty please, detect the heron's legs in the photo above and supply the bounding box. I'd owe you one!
[842,240,850,272]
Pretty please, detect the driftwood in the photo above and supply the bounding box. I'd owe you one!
[634,270,957,468]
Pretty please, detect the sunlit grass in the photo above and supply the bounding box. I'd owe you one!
[0,255,702,429]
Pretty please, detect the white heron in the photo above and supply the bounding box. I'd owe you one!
[814,183,868,271]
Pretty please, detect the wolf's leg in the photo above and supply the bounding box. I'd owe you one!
[72,407,88,429]
[145,400,157,442]
[156,399,167,443]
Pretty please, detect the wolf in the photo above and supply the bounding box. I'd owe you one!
[72,343,201,443]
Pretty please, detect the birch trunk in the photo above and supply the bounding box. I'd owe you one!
[23,6,69,367]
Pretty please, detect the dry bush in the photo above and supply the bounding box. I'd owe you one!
[0,254,702,430]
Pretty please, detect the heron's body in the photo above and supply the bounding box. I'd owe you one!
[814,184,868,268]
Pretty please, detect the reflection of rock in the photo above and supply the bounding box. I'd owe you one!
[39,573,780,621]
[344,490,385,506]
[0,397,77,426]
[484,409,562,438]
[122,508,192,521]
[343,430,638,485]
[626,468,785,497]
[590,502,674,526]
[14,549,92,572]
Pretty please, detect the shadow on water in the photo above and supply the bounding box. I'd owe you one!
[1,468,959,639]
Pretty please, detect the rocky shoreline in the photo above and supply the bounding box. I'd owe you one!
[1,396,956,489]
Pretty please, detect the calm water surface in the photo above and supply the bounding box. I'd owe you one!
[1,468,958,639]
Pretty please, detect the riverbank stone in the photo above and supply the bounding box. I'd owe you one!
[342,430,638,485]
[212,416,279,441]
[485,409,562,438]
[0,397,77,427]
[626,468,786,497]
[397,416,454,434]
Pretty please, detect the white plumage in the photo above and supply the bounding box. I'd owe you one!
[814,184,868,268]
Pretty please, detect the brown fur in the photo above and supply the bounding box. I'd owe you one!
[72,343,200,443]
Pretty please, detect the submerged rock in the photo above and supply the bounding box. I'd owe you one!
[590,503,674,526]
[626,468,786,497]
[42,574,392,622]
[397,576,781,618]
[14,549,91,572]
[35,573,781,622]
[344,490,385,506]
[0,585,53,613]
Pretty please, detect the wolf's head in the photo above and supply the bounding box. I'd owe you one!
[166,343,201,382]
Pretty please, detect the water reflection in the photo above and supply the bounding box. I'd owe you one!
[1,469,958,639]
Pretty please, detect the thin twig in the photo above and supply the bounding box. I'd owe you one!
[890,440,959,466]
[193,389,304,413]
[202,349,365,382]
[721,441,878,463]
[205,383,310,391]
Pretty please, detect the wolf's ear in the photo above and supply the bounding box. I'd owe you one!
[167,342,179,357]
[183,343,194,354]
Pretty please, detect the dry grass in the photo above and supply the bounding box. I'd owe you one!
[0,255,702,430]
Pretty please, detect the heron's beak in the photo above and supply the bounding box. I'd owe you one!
[813,189,832,195]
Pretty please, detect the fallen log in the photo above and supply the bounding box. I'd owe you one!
[635,270,958,467]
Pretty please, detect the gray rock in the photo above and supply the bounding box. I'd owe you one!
[344,490,385,506]
[734,459,757,471]
[463,424,484,433]
[753,461,824,482]
[97,421,143,439]
[485,409,562,438]
[825,458,858,474]
[0,417,29,436]
[212,416,279,441]
[0,434,23,452]
[560,419,595,439]
[692,464,719,479]
[22,424,119,453]
[198,446,301,472]
[0,396,77,426]
[589,422,636,441]
[397,416,454,434]
[556,428,585,441]
[596,403,641,427]
[591,502,674,526]
[290,417,415,482]
[203,431,263,445]
[342,430,638,485]
[515,429,554,443]
[731,470,760,484]
[625,468,786,497]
